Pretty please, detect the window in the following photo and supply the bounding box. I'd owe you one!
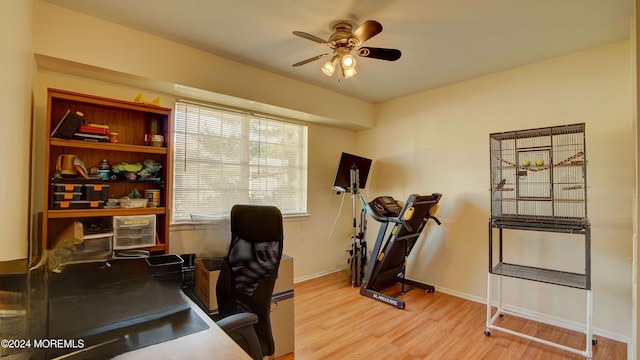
[172,100,308,222]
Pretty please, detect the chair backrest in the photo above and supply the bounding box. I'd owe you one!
[216,204,284,357]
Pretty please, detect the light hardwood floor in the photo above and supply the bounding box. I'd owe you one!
[277,270,626,360]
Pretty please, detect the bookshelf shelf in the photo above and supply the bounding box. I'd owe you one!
[48,207,167,219]
[50,138,167,154]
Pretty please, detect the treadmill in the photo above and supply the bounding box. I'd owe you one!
[360,193,442,309]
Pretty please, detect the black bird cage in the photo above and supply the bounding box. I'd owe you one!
[489,123,587,221]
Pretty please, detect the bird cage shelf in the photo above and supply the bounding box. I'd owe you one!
[489,123,587,222]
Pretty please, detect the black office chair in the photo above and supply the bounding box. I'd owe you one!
[215,204,284,360]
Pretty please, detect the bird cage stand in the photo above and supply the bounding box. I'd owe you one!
[484,123,595,359]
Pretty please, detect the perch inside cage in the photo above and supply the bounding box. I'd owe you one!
[559,175,584,191]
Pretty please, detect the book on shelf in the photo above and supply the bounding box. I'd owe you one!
[73,132,109,142]
[78,125,109,135]
[85,122,110,129]
[51,109,84,139]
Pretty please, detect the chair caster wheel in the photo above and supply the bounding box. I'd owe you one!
[484,329,491,336]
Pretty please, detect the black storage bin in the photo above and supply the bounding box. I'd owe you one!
[146,254,184,282]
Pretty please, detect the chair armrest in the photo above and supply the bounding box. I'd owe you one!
[216,312,262,360]
[216,312,258,334]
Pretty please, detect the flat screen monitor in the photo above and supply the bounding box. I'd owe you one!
[332,152,372,192]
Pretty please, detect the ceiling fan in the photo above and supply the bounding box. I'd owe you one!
[292,20,401,79]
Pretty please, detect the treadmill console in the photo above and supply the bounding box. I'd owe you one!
[369,196,403,218]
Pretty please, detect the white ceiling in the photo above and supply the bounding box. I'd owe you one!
[44,0,634,103]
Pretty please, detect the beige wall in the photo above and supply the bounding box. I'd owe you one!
[635,2,639,358]
[0,0,34,261]
[33,1,374,131]
[359,41,634,340]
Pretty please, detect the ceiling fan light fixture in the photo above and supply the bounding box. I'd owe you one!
[341,53,356,68]
[336,47,357,78]
[342,66,357,79]
[321,55,338,76]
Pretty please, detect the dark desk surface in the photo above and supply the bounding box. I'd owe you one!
[0,257,250,360]
[114,294,251,360]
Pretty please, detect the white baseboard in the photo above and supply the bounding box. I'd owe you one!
[294,265,346,283]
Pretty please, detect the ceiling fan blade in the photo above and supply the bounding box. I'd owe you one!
[292,53,330,67]
[292,31,328,44]
[352,20,383,44]
[357,47,401,61]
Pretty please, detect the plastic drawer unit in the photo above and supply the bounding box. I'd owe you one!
[113,215,156,250]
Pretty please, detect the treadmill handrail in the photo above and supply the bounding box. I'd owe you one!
[365,204,406,224]
[366,194,442,230]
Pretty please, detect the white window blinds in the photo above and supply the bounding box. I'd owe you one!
[172,101,308,222]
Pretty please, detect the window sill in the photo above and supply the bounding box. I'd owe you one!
[283,213,310,220]
[170,213,309,231]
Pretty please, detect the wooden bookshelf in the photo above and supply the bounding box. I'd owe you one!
[43,88,173,254]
